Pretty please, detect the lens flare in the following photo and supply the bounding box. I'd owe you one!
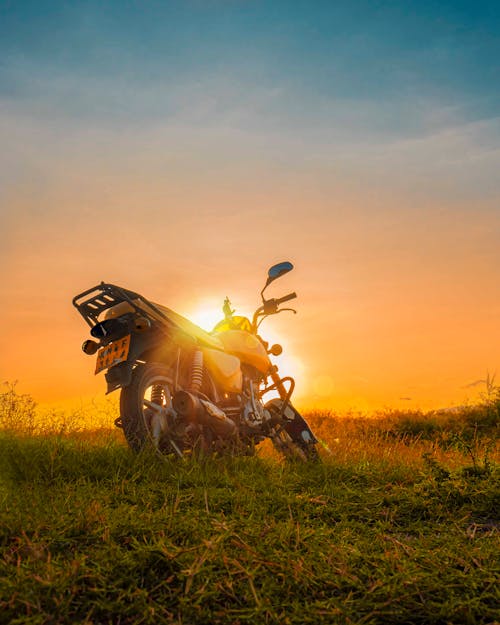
[186,301,306,399]
[188,302,224,332]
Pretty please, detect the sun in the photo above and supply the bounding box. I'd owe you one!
[188,301,225,332]
[187,300,307,400]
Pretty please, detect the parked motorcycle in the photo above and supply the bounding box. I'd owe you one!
[73,262,319,460]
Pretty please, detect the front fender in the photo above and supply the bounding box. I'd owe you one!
[264,398,318,445]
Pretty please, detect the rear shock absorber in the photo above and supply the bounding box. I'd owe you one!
[150,385,164,408]
[189,350,204,393]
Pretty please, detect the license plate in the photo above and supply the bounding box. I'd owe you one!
[95,335,131,374]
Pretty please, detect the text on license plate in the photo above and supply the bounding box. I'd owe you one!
[95,335,131,374]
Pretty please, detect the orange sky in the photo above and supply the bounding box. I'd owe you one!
[1,151,498,412]
[1,3,499,414]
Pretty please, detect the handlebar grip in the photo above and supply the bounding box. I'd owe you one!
[277,292,297,305]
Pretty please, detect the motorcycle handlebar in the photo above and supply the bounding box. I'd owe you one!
[276,292,297,305]
[253,292,298,330]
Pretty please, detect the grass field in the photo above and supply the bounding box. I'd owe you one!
[0,385,498,624]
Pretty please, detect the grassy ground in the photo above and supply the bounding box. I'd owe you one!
[0,387,498,624]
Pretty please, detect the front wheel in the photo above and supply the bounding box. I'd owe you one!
[120,363,179,454]
[270,427,320,462]
[265,398,321,462]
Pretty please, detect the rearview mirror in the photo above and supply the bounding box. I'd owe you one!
[267,261,293,284]
[261,261,294,300]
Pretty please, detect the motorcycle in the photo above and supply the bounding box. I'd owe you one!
[72,262,319,461]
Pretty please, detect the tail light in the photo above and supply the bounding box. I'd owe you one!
[82,339,100,355]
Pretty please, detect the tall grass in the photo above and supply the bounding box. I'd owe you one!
[0,382,120,438]
[0,383,498,624]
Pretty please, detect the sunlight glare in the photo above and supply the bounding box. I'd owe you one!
[186,301,306,397]
[188,301,225,332]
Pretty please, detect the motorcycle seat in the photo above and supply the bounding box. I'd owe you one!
[104,298,224,350]
[150,302,224,351]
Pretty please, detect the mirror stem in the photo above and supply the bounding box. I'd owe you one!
[260,278,271,302]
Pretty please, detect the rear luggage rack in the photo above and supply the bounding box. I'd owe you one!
[72,282,171,329]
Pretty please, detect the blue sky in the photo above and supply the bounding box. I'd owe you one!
[2,0,499,202]
[1,0,499,126]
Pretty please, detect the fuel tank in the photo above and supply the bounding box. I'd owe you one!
[215,330,271,374]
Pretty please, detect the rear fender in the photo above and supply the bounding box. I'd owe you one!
[104,329,178,393]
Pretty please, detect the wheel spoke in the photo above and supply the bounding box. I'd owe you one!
[150,413,163,446]
[143,399,163,413]
[169,437,184,458]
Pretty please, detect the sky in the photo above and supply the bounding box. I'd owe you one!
[1,0,499,412]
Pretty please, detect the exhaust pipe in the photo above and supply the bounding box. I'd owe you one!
[173,390,236,438]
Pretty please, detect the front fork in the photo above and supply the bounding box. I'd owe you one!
[269,368,295,417]
[266,368,318,446]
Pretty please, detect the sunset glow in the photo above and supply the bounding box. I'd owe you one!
[187,302,225,333]
[1,1,499,413]
[186,299,308,403]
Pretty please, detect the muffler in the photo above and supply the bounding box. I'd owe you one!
[172,390,236,438]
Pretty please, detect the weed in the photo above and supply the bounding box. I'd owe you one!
[422,452,451,483]
[0,382,37,434]
[0,385,499,623]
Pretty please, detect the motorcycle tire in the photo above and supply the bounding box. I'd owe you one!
[265,399,321,462]
[120,362,177,453]
[271,428,320,463]
[298,441,321,462]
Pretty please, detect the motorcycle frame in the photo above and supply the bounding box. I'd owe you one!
[73,282,174,330]
[74,281,318,450]
[73,283,295,407]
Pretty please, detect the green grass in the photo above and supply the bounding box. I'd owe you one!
[0,429,498,625]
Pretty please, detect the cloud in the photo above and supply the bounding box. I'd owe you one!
[2,57,499,231]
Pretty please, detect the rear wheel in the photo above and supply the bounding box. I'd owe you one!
[120,363,180,454]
